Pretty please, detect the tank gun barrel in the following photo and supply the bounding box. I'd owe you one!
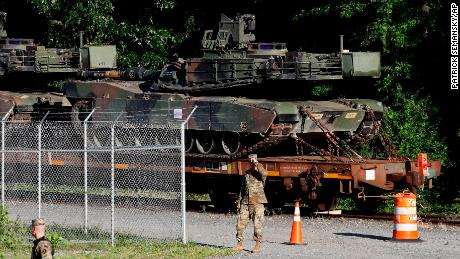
[77,67,161,81]
[78,70,122,79]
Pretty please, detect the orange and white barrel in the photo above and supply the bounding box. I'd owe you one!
[393,191,418,240]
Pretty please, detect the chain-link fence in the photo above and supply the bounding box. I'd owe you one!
[0,108,194,244]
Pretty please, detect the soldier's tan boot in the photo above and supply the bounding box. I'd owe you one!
[252,241,261,253]
[233,241,243,252]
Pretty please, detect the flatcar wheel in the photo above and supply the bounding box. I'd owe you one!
[208,188,235,212]
[185,131,195,153]
[221,132,241,155]
[314,194,338,212]
[195,131,216,154]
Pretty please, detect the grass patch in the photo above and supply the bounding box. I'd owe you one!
[7,183,180,200]
[186,193,210,201]
[47,225,114,241]
[0,208,234,258]
[336,197,356,211]
[1,239,235,259]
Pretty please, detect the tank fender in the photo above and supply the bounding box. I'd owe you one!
[61,96,72,107]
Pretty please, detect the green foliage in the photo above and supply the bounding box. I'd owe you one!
[417,179,460,214]
[29,0,194,69]
[354,143,377,159]
[186,192,211,201]
[383,89,448,162]
[47,231,64,247]
[311,85,333,97]
[336,197,356,210]
[47,80,63,91]
[30,0,115,46]
[375,198,394,214]
[379,62,413,95]
[0,206,27,250]
[296,1,449,165]
[296,0,433,53]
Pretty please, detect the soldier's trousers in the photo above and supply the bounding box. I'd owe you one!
[236,203,265,242]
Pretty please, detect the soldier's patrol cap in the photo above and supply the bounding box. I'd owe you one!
[248,154,257,159]
[31,218,46,227]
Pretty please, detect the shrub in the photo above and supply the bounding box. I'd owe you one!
[0,206,27,250]
[46,232,64,248]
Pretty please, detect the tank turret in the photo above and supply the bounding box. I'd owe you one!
[91,13,381,94]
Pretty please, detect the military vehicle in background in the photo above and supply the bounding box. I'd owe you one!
[0,12,383,158]
[0,11,116,120]
[62,14,383,157]
[82,14,381,93]
[0,12,116,77]
[63,82,384,157]
[0,11,443,213]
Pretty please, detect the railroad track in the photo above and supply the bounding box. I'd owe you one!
[6,191,459,226]
[186,200,460,226]
[315,211,460,226]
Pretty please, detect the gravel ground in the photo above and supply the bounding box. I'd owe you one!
[7,201,460,258]
[187,212,460,259]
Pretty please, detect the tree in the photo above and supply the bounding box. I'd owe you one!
[295,0,450,162]
[29,0,194,69]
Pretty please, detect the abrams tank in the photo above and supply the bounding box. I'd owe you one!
[61,14,384,158]
[1,12,384,158]
[63,79,383,157]
[0,12,116,77]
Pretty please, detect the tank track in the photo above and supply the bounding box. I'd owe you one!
[186,134,289,160]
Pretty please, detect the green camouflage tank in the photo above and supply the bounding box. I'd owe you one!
[0,12,384,158]
[61,79,383,157]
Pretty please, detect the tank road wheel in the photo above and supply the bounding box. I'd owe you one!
[221,132,241,155]
[185,131,195,153]
[195,131,216,154]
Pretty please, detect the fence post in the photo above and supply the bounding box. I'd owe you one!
[1,106,14,208]
[111,123,115,246]
[111,112,123,247]
[38,111,49,218]
[83,109,96,234]
[181,106,197,244]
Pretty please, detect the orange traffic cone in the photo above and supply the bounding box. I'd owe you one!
[289,201,303,245]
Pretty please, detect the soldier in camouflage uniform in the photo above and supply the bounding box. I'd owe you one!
[31,218,54,259]
[234,154,268,253]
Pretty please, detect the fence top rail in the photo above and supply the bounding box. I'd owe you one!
[10,107,198,122]
[0,144,181,153]
[2,120,183,126]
